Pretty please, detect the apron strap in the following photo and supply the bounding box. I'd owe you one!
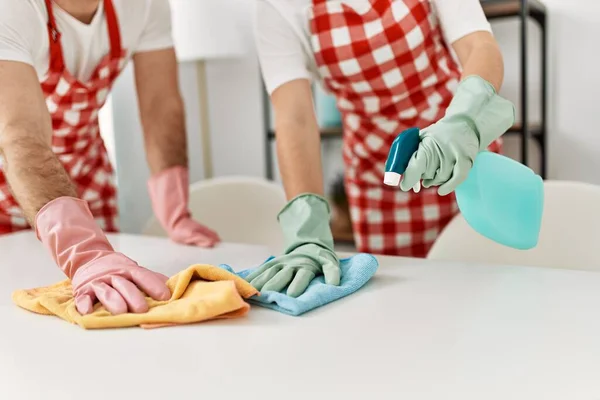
[103,0,123,59]
[43,0,123,74]
[44,0,65,72]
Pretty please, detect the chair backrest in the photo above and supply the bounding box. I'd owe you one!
[427,180,600,271]
[143,176,287,252]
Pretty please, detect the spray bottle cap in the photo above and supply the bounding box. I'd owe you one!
[383,127,421,192]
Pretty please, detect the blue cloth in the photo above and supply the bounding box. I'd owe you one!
[219,253,379,316]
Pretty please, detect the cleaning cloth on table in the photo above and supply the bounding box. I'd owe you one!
[220,253,378,316]
[12,264,258,330]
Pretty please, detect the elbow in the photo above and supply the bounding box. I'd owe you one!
[474,41,505,90]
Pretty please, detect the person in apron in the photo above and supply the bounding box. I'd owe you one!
[245,0,515,296]
[0,0,219,315]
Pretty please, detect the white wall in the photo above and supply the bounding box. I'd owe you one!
[492,0,600,182]
[540,0,600,182]
[205,57,264,178]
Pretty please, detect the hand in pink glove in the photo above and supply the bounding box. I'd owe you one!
[36,197,171,315]
[148,166,220,247]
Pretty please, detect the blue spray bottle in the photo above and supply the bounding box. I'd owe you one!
[384,128,544,250]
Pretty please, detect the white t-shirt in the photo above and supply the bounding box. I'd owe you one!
[0,0,173,82]
[256,0,493,94]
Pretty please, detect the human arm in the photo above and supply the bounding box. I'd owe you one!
[271,79,325,198]
[133,48,219,247]
[0,61,77,221]
[133,0,187,174]
[0,61,170,315]
[434,0,504,91]
[134,48,187,175]
[130,0,219,247]
[244,1,340,296]
[256,0,324,198]
[453,31,504,92]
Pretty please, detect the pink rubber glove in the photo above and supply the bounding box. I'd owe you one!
[147,166,220,247]
[36,197,171,315]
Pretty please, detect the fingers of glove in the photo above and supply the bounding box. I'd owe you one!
[111,275,149,313]
[189,226,221,247]
[170,219,221,248]
[286,269,316,298]
[322,257,341,286]
[130,268,172,301]
[400,148,428,191]
[438,157,472,196]
[422,143,455,188]
[244,259,278,282]
[197,223,221,241]
[75,293,95,315]
[91,281,128,315]
[262,267,296,293]
[420,143,441,184]
[188,235,218,248]
[155,272,169,283]
[192,224,221,242]
[422,159,454,188]
[249,264,284,291]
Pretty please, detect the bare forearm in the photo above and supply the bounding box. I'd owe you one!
[276,119,324,199]
[141,97,188,175]
[453,32,504,92]
[459,41,504,92]
[0,131,76,226]
[0,61,75,226]
[133,49,187,175]
[271,79,325,199]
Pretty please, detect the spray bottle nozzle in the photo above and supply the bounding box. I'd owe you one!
[384,127,421,192]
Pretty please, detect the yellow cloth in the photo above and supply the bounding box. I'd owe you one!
[12,264,259,330]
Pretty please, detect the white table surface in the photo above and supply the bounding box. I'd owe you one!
[1,232,600,399]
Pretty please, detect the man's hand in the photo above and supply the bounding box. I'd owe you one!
[37,197,171,315]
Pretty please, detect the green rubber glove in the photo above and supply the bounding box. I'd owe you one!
[245,194,341,297]
[400,75,515,196]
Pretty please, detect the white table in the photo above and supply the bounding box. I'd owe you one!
[1,232,600,399]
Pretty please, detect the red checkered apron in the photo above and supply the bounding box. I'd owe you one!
[0,0,126,235]
[309,0,502,257]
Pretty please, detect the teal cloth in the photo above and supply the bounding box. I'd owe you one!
[219,253,378,316]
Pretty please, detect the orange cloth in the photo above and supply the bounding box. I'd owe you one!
[12,264,259,330]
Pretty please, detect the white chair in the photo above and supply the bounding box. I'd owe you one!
[143,176,287,252]
[427,180,600,271]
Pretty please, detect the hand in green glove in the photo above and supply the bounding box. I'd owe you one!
[400,75,515,196]
[245,194,340,297]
